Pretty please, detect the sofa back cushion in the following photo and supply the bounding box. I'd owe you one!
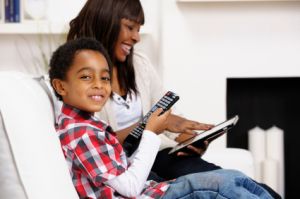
[0,71,78,199]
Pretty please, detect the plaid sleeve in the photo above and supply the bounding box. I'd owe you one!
[72,127,127,186]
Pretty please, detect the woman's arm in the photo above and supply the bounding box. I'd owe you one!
[116,113,213,155]
[115,122,138,144]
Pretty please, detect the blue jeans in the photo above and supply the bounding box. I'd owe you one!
[162,169,273,199]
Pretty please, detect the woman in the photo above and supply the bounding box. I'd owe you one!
[66,1,280,198]
[67,0,219,179]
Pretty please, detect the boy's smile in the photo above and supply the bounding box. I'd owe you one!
[56,49,111,113]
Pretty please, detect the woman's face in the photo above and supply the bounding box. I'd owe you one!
[114,18,141,62]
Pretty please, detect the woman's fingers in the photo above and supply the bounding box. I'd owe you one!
[176,141,209,157]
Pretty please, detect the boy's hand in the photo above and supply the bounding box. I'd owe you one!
[145,108,171,134]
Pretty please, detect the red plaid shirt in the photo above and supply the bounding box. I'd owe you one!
[56,104,169,199]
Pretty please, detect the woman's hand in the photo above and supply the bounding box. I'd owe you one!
[167,114,214,157]
[167,114,213,135]
[176,141,209,157]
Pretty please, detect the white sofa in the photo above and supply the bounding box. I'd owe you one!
[0,71,78,199]
[0,71,254,199]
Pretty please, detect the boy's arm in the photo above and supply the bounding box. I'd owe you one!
[105,130,161,197]
[72,130,127,185]
[72,129,161,198]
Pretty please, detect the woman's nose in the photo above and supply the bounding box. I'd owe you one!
[132,30,140,43]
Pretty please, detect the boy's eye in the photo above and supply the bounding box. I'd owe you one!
[101,76,111,82]
[80,75,91,80]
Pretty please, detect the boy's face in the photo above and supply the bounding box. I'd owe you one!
[53,49,111,113]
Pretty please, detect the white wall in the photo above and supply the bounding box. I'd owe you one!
[136,0,162,74]
[0,0,161,76]
[0,34,65,75]
[1,0,300,148]
[0,0,86,75]
[160,0,300,148]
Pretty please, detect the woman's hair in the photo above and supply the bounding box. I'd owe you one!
[49,37,113,100]
[67,0,145,95]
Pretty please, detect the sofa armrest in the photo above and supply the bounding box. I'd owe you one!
[0,71,78,199]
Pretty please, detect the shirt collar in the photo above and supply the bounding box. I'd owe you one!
[61,103,115,135]
[61,103,93,121]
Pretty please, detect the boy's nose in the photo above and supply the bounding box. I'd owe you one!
[92,79,103,89]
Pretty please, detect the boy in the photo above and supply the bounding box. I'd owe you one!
[49,38,274,199]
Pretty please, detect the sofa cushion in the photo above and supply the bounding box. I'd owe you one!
[202,148,255,178]
[0,71,78,199]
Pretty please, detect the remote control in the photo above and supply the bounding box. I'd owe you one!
[123,91,180,157]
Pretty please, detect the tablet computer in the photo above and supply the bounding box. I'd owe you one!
[168,115,239,155]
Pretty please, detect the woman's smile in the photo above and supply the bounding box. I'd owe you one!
[115,19,141,62]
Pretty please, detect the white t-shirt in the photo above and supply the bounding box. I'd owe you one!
[111,92,143,131]
[97,51,179,150]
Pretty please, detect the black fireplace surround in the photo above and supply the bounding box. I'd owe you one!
[226,77,300,199]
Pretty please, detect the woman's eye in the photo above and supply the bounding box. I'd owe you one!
[126,25,134,31]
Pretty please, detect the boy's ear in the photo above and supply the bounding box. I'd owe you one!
[52,79,67,97]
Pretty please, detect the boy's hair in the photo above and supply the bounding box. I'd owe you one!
[49,37,112,100]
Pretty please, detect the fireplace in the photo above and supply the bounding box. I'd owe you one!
[226,77,300,199]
